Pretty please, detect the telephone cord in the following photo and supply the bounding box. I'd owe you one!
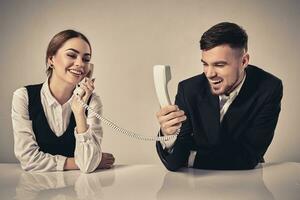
[77,99,179,141]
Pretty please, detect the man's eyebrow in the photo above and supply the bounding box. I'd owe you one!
[201,59,207,64]
[201,60,228,65]
[65,48,91,56]
[213,61,227,65]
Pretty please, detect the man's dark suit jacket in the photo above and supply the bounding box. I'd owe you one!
[156,65,283,171]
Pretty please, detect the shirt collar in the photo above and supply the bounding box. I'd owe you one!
[41,77,73,107]
[219,72,247,101]
[41,78,57,106]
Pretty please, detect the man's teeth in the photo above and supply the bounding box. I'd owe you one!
[212,80,222,84]
[69,69,83,75]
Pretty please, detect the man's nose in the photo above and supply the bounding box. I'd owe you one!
[205,66,216,78]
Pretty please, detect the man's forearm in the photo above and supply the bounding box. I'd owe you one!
[194,142,259,170]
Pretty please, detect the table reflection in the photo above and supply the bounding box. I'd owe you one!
[262,162,300,200]
[15,168,115,200]
[8,163,300,200]
[157,164,275,200]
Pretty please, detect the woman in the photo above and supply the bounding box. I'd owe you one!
[11,30,114,173]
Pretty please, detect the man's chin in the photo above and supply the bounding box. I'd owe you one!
[210,86,225,96]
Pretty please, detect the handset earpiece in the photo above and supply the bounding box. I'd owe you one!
[86,63,94,78]
[153,65,172,107]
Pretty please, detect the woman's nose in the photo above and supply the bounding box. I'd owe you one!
[74,57,84,67]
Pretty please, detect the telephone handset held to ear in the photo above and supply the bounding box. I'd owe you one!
[74,63,94,97]
[73,64,177,141]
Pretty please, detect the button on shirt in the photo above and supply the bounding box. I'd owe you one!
[161,73,247,167]
[11,80,103,172]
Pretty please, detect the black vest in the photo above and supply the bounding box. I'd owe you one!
[26,84,90,157]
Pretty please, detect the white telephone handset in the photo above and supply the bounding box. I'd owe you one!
[153,65,172,107]
[74,63,94,97]
[153,65,180,136]
[73,63,177,141]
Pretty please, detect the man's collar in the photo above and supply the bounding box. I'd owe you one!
[219,72,247,100]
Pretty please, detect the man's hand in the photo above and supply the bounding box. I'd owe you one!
[156,105,186,135]
[98,152,115,169]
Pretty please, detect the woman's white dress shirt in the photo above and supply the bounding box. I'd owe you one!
[11,80,103,173]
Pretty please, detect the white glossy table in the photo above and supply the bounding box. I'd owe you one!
[0,163,299,200]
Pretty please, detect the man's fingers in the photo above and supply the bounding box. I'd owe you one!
[163,123,182,135]
[163,116,186,128]
[159,112,186,133]
[158,110,185,124]
[157,105,179,117]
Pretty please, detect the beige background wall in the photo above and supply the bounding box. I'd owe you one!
[0,0,299,164]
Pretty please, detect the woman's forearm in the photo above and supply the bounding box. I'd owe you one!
[64,157,79,170]
[74,112,88,133]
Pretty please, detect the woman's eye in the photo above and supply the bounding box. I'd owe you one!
[67,54,76,58]
[83,57,90,63]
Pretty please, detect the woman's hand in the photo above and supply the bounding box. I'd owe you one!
[98,153,115,169]
[71,77,95,133]
[71,77,95,115]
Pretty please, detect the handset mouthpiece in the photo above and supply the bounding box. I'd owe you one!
[73,63,95,97]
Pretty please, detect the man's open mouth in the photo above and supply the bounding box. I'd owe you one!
[211,79,223,85]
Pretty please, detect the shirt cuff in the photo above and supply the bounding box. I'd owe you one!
[56,155,67,171]
[158,130,176,151]
[74,125,92,142]
[188,151,197,167]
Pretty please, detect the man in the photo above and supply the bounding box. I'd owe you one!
[156,22,283,171]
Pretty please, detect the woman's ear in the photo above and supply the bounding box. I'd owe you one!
[47,56,54,68]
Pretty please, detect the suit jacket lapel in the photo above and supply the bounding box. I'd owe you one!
[197,85,220,145]
[222,67,256,136]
